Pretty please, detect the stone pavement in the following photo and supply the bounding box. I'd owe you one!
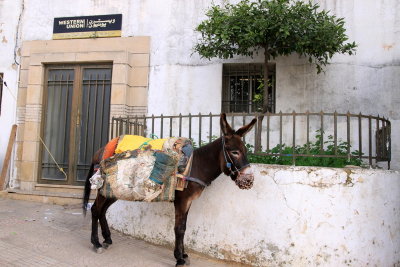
[0,197,246,267]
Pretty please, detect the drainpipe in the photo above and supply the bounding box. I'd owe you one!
[9,0,25,189]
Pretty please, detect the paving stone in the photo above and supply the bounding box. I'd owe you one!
[0,198,246,267]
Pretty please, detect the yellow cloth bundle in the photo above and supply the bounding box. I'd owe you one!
[115,135,167,154]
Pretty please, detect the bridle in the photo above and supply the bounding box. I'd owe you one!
[179,136,250,188]
[222,136,250,177]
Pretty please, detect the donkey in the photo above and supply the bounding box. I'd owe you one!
[83,113,257,266]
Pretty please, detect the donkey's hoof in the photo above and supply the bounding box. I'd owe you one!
[93,246,104,254]
[102,242,112,249]
[183,254,190,265]
[176,258,189,267]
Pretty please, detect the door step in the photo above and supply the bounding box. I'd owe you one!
[0,188,95,206]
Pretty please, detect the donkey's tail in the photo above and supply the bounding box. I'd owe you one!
[83,163,94,216]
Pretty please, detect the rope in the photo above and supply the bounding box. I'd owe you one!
[38,136,68,179]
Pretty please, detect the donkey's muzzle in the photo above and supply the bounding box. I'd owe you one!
[235,167,254,190]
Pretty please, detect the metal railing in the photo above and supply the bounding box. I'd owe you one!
[110,111,391,169]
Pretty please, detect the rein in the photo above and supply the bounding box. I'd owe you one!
[222,136,250,176]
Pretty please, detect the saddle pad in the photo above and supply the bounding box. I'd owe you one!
[115,135,167,154]
[99,149,178,202]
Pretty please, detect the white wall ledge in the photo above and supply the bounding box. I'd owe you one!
[108,164,400,266]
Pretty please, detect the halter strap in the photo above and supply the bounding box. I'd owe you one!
[183,176,208,187]
[222,136,249,175]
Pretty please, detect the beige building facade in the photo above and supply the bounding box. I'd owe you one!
[13,37,150,200]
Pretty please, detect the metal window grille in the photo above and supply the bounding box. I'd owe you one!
[222,64,275,113]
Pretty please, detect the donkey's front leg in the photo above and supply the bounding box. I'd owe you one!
[174,201,192,266]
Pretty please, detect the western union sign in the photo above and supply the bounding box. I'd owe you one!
[53,14,122,40]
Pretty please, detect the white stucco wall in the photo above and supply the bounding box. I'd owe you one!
[0,0,398,177]
[0,0,21,176]
[107,164,400,266]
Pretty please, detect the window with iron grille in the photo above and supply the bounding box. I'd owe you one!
[222,63,275,113]
[0,73,3,115]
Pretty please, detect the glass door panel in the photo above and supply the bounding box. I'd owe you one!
[76,67,112,181]
[41,69,74,180]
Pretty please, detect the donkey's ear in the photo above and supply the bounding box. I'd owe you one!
[220,113,235,136]
[235,118,257,137]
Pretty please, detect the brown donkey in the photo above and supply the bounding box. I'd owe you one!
[83,113,257,266]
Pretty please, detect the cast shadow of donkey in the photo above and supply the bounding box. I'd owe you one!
[83,113,257,266]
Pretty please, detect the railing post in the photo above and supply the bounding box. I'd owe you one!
[255,113,263,152]
[347,111,351,161]
[142,114,146,137]
[198,112,202,146]
[135,115,139,135]
[388,120,391,169]
[368,115,372,167]
[169,116,173,137]
[292,111,296,165]
[358,112,362,161]
[179,113,182,137]
[279,111,282,155]
[151,114,155,137]
[376,115,379,161]
[119,117,123,136]
[189,113,192,140]
[111,117,114,138]
[306,110,310,154]
[320,110,324,153]
[160,114,164,138]
[209,112,212,143]
[266,112,270,153]
[242,115,247,144]
[334,111,338,155]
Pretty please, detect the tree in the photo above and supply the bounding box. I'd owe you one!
[194,0,357,112]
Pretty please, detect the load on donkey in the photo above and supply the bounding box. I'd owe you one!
[83,113,257,266]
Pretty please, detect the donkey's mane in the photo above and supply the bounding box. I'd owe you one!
[190,137,223,182]
[193,137,222,156]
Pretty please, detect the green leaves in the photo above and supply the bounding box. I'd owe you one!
[247,130,364,168]
[194,0,357,72]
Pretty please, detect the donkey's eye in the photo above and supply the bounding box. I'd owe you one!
[231,151,240,156]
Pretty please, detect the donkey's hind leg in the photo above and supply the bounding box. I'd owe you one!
[91,195,105,253]
[99,197,117,249]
